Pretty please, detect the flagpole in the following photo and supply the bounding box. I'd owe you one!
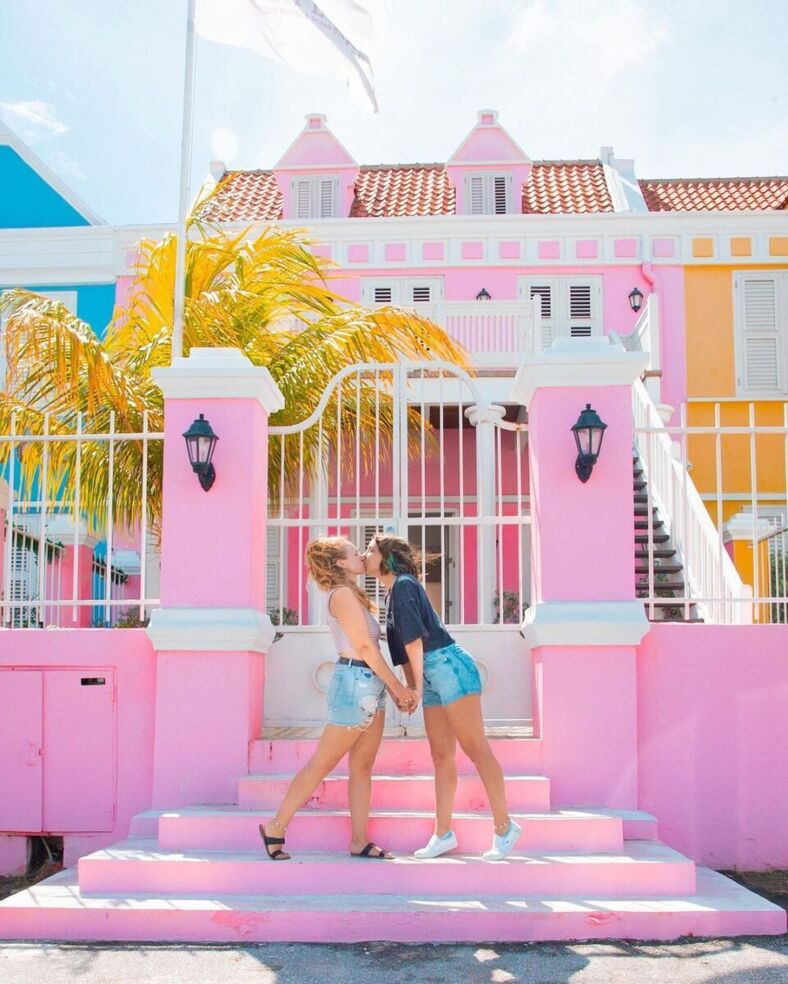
[172,0,198,364]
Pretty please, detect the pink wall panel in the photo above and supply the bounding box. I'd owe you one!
[384,243,406,261]
[461,241,484,260]
[575,240,599,259]
[537,241,560,259]
[498,241,521,260]
[347,244,369,263]
[0,671,43,831]
[638,624,788,869]
[422,242,444,261]
[614,238,638,258]
[652,238,676,258]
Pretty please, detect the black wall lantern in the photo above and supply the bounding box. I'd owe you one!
[183,413,219,492]
[571,404,607,483]
[475,287,492,301]
[628,286,644,313]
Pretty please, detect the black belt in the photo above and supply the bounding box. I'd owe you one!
[337,657,369,668]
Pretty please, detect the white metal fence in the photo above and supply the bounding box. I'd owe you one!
[267,361,530,631]
[633,383,788,623]
[0,411,162,628]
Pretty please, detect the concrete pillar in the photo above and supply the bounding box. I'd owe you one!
[512,337,650,808]
[147,348,283,809]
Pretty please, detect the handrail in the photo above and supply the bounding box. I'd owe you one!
[632,379,752,624]
[625,295,662,405]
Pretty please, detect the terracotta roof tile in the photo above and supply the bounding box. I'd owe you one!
[640,177,788,212]
[195,169,283,223]
[351,164,455,217]
[523,161,614,214]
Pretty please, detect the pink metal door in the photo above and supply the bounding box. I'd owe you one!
[0,671,43,831]
[42,670,115,832]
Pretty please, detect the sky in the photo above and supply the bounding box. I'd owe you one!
[0,0,786,226]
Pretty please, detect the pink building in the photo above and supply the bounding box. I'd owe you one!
[0,112,786,943]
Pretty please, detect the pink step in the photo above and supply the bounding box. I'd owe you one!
[249,737,542,776]
[156,806,624,854]
[238,773,551,813]
[78,839,692,898]
[4,867,782,942]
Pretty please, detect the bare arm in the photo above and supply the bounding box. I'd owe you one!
[330,588,409,702]
[403,637,424,705]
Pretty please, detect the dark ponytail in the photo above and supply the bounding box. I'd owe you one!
[373,534,421,578]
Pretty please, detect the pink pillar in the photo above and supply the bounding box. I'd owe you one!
[148,349,283,809]
[513,337,650,808]
[58,541,97,628]
[0,479,7,612]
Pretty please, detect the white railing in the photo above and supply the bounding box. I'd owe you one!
[625,294,662,405]
[420,297,542,363]
[0,412,162,628]
[266,361,530,631]
[633,380,754,623]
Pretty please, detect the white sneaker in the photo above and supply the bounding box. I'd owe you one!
[413,831,458,859]
[482,820,522,860]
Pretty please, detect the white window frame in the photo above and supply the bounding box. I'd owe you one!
[733,271,788,398]
[518,276,603,348]
[362,278,444,307]
[291,177,340,219]
[464,172,513,216]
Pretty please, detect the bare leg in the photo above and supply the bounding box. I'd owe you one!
[423,705,458,837]
[443,694,509,830]
[347,710,386,854]
[262,723,361,846]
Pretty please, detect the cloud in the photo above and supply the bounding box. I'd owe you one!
[0,99,69,142]
[502,0,669,81]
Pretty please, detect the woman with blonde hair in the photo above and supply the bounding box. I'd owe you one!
[365,533,522,861]
[260,535,415,861]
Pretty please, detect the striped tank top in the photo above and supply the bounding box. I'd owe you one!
[327,588,381,659]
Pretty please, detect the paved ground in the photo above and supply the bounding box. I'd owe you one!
[0,937,786,984]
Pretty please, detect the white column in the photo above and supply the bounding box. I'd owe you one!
[466,404,505,623]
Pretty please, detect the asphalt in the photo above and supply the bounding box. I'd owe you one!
[0,937,786,984]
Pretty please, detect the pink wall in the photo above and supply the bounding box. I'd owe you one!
[637,623,788,870]
[0,630,155,866]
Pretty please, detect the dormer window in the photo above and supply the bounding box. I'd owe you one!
[466,173,512,215]
[292,177,339,219]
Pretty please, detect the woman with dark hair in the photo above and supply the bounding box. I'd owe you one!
[365,534,521,861]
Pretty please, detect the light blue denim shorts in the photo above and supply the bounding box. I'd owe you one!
[422,643,482,708]
[327,662,387,728]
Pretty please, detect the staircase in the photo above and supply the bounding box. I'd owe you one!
[0,736,782,942]
[633,454,703,623]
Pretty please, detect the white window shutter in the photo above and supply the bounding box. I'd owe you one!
[411,285,432,303]
[568,283,593,337]
[266,526,283,610]
[740,276,782,393]
[492,174,509,215]
[372,284,394,304]
[523,282,554,349]
[294,180,311,219]
[319,179,336,218]
[467,175,485,215]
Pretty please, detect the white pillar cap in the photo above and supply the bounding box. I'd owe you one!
[152,347,285,413]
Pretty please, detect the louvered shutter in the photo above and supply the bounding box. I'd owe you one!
[739,276,783,393]
[568,283,593,337]
[492,174,509,215]
[294,180,311,219]
[266,526,283,610]
[319,179,336,218]
[524,282,554,350]
[467,175,485,215]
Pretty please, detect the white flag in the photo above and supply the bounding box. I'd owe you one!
[196,0,381,112]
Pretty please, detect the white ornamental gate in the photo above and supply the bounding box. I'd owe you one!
[263,361,533,735]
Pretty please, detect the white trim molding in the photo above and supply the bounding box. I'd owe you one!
[521,601,650,647]
[147,607,276,653]
[152,347,285,413]
[511,336,649,407]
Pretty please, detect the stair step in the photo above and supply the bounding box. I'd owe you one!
[4,866,783,943]
[634,506,660,516]
[635,548,677,560]
[635,533,670,544]
[156,807,624,855]
[249,737,542,776]
[79,838,695,899]
[634,519,664,531]
[238,773,550,813]
[636,581,685,593]
[635,564,682,575]
[633,481,646,492]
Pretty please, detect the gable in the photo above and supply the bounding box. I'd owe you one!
[0,147,92,228]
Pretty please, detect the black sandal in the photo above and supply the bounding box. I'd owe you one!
[259,823,291,860]
[351,842,394,859]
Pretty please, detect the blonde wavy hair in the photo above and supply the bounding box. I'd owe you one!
[304,536,375,613]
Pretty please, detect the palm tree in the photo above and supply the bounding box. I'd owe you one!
[0,220,468,537]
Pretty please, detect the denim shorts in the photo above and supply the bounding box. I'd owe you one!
[327,662,387,728]
[422,643,482,708]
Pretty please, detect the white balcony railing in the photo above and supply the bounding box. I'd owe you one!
[624,294,662,405]
[419,297,543,365]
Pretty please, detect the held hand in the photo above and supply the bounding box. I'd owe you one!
[403,687,422,714]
